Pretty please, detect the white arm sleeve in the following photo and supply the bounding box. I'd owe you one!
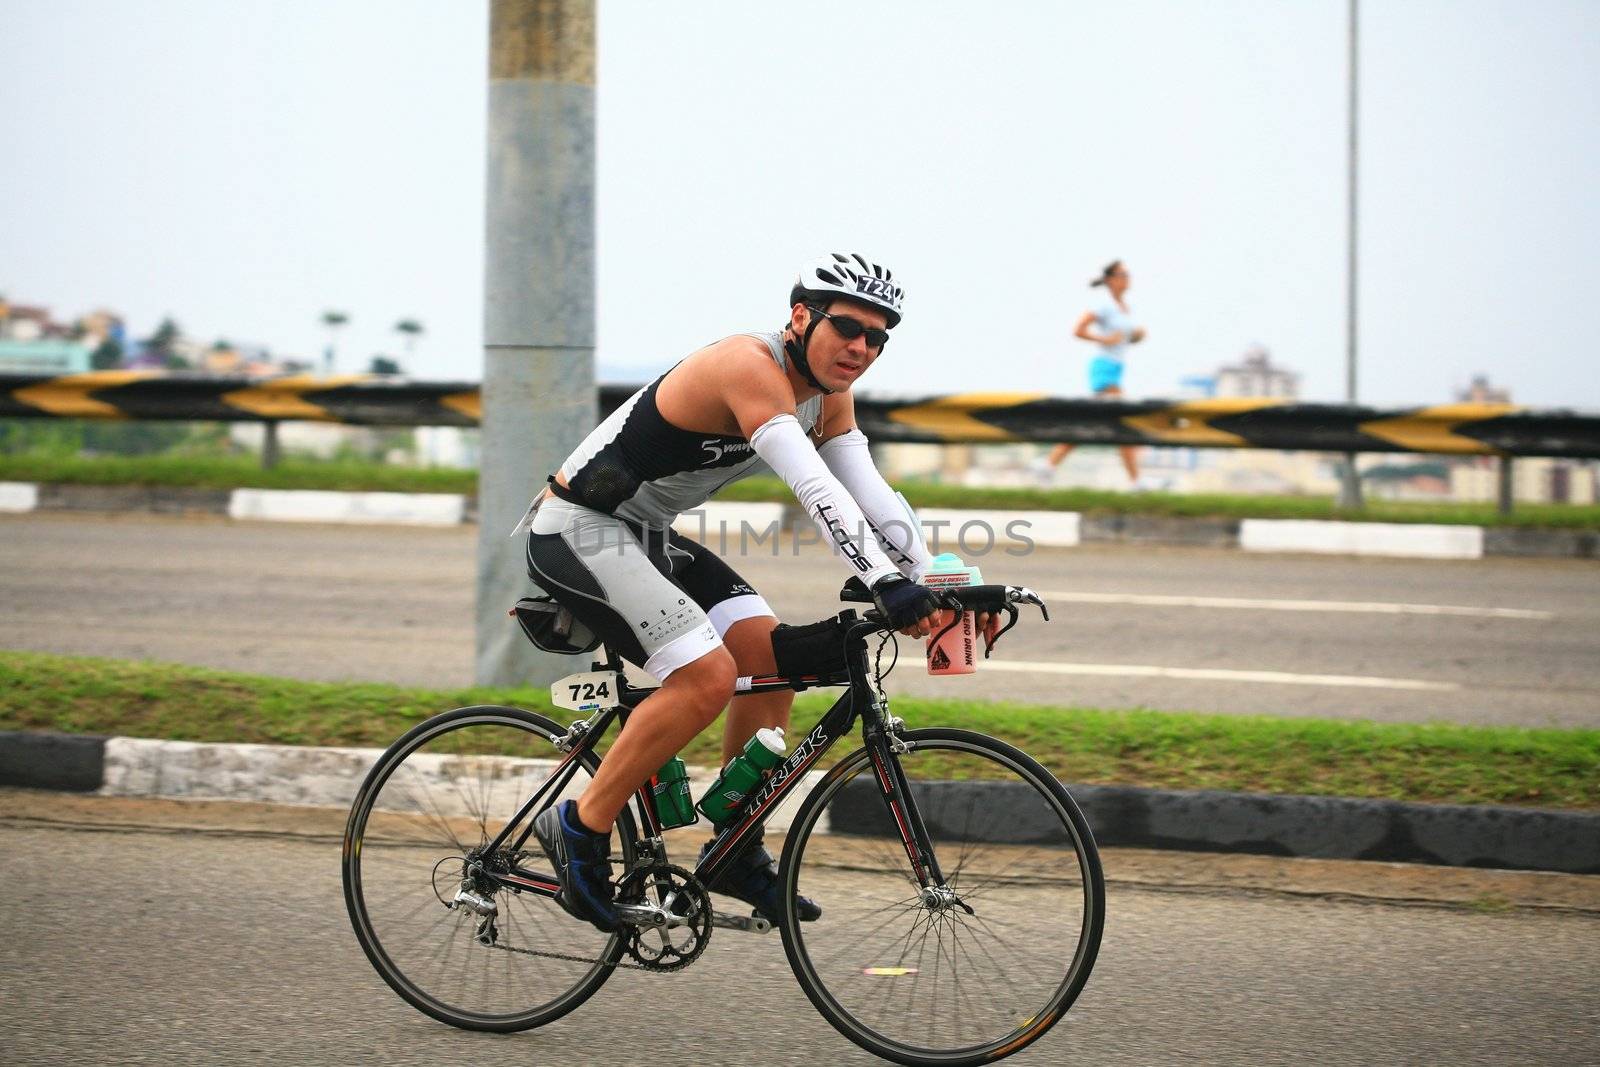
[749,414,900,588]
[817,428,932,581]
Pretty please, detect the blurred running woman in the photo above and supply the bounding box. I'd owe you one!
[1045,259,1146,484]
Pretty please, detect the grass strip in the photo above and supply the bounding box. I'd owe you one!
[0,453,477,495]
[4,452,1594,529]
[3,650,1594,811]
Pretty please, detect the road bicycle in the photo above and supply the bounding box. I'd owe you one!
[342,580,1104,1066]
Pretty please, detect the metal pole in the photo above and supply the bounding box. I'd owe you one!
[1337,0,1365,510]
[262,421,279,469]
[476,0,597,687]
[1497,456,1515,515]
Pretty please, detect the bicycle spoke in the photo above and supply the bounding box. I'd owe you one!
[785,732,1103,1062]
[947,912,1042,1013]
[381,771,464,852]
[345,709,631,1031]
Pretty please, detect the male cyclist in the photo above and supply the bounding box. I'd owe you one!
[524,253,975,932]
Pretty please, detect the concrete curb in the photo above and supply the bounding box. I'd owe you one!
[1240,518,1484,559]
[33,482,232,517]
[3,480,1596,559]
[8,732,823,835]
[0,730,108,791]
[1081,512,1242,548]
[228,488,466,526]
[829,780,1600,875]
[2,730,1593,875]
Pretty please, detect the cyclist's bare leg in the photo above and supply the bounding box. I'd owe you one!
[574,646,736,833]
[1046,442,1072,467]
[718,616,793,765]
[696,614,816,919]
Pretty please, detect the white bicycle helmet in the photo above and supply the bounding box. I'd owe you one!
[790,252,904,328]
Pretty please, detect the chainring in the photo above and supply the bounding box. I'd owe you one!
[615,863,712,972]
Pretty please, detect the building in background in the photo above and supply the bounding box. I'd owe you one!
[883,343,1333,493]
[1145,345,1340,496]
[0,337,92,374]
[1214,343,1299,398]
[1446,375,1595,505]
[1457,374,1511,405]
[200,340,299,377]
[0,298,91,373]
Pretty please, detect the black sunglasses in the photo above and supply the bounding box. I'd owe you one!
[808,306,890,349]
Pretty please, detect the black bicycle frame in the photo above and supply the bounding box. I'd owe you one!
[481,614,950,902]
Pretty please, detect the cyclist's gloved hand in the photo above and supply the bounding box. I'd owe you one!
[871,575,941,630]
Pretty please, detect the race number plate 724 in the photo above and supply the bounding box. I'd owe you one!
[551,671,621,713]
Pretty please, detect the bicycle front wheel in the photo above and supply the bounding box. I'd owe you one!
[342,705,636,1032]
[780,728,1104,1066]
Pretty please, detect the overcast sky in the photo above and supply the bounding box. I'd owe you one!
[3,0,1596,409]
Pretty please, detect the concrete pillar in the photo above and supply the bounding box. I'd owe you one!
[476,0,597,687]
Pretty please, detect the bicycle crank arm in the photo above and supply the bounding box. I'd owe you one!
[613,901,702,930]
[711,911,773,934]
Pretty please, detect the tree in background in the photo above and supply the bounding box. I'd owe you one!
[393,319,424,362]
[69,312,127,370]
[90,337,124,370]
[142,318,187,370]
[368,356,404,376]
[321,310,349,375]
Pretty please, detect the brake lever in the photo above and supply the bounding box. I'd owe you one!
[929,593,965,649]
[1010,585,1050,622]
[982,586,1050,658]
[983,603,1019,659]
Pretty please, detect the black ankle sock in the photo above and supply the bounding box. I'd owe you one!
[569,806,608,837]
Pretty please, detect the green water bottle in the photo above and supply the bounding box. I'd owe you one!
[652,756,697,829]
[695,727,787,824]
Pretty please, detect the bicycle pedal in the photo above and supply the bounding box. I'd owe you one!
[711,910,773,934]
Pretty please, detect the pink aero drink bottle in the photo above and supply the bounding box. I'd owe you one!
[921,553,982,676]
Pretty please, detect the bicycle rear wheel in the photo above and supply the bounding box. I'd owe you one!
[780,728,1104,1066]
[342,705,636,1032]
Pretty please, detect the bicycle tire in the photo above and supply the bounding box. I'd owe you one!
[342,704,637,1032]
[779,728,1105,1066]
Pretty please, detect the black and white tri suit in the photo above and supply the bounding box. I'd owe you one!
[525,330,928,681]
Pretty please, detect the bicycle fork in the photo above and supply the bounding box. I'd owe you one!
[863,718,973,914]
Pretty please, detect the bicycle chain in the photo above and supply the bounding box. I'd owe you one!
[480,863,713,974]
[485,940,661,972]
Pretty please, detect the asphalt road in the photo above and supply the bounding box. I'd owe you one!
[2,793,1595,1067]
[2,512,1598,727]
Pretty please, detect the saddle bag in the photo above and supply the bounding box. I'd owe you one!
[511,595,601,656]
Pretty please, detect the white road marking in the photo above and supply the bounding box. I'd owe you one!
[1035,590,1552,620]
[983,660,1459,691]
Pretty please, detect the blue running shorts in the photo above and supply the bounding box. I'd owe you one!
[1088,356,1124,394]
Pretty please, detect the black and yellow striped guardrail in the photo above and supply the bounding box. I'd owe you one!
[0,371,480,427]
[3,372,1597,458]
[845,393,1600,459]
